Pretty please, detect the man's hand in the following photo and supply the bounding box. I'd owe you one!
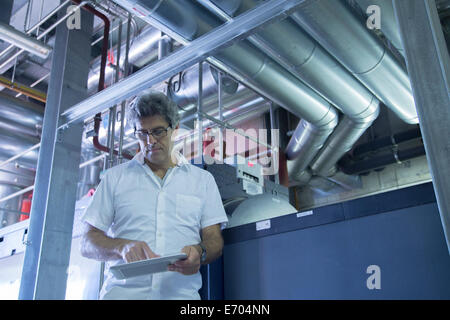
[167,245,201,275]
[119,240,159,263]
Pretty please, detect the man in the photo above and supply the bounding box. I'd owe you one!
[80,91,228,300]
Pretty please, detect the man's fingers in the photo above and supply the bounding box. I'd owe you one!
[141,242,158,259]
[121,240,158,262]
[125,251,139,263]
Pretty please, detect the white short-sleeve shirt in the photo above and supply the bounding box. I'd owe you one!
[81,152,228,300]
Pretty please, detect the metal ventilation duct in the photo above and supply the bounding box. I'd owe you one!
[0,92,43,165]
[290,0,418,124]
[208,0,380,181]
[0,91,44,129]
[0,127,39,165]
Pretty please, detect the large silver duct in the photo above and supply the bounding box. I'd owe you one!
[290,0,418,124]
[208,0,380,183]
[0,127,39,164]
[0,92,43,165]
[112,0,339,171]
[0,91,44,130]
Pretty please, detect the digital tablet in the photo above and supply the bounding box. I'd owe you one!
[109,253,188,280]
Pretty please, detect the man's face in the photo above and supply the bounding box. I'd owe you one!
[135,115,175,166]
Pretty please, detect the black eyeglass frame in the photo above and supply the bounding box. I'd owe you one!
[134,125,172,141]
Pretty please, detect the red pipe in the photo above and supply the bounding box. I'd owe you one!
[71,0,132,160]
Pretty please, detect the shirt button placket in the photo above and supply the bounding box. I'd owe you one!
[153,191,165,300]
[155,191,165,253]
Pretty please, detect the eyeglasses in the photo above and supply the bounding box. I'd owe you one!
[134,126,171,141]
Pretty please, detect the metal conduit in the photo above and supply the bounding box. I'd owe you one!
[205,0,380,182]
[290,0,418,124]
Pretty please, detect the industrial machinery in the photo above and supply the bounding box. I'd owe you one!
[205,156,296,228]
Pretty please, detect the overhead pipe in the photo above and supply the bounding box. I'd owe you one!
[0,0,70,61]
[118,14,132,165]
[0,22,52,59]
[207,0,379,181]
[290,0,418,125]
[0,127,40,165]
[0,116,40,139]
[0,92,43,165]
[309,99,379,177]
[0,1,90,75]
[0,91,44,129]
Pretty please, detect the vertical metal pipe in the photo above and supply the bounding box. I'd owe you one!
[197,61,204,164]
[217,69,224,162]
[269,102,279,184]
[118,14,132,165]
[107,21,122,168]
[36,0,45,36]
[24,0,33,32]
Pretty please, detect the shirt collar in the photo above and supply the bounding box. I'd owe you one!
[132,151,190,171]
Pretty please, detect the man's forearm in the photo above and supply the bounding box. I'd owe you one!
[81,229,128,262]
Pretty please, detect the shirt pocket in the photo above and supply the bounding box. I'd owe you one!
[175,194,202,230]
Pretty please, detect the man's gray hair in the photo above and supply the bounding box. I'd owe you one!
[127,90,180,129]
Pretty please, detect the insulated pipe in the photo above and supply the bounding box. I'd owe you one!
[285,119,337,175]
[209,0,380,180]
[0,91,44,129]
[0,127,39,165]
[0,22,52,59]
[0,116,39,139]
[309,103,379,177]
[291,0,418,124]
[0,92,43,164]
[112,0,338,165]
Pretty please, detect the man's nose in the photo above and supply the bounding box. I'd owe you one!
[146,134,157,145]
